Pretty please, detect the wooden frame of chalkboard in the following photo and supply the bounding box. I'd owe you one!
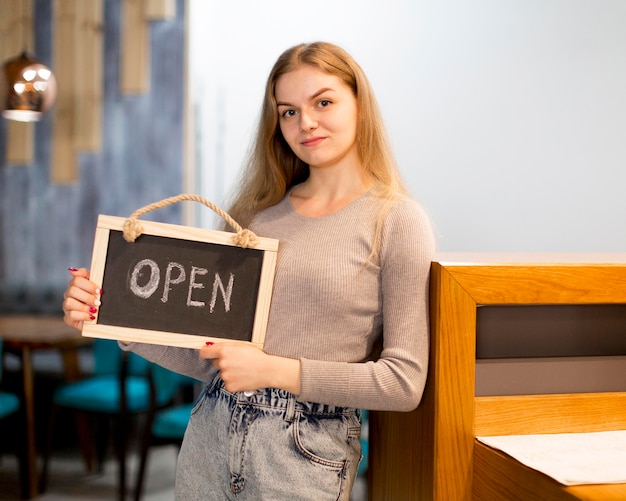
[82,215,278,348]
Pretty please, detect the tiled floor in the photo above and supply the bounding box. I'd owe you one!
[0,445,177,501]
[0,445,367,500]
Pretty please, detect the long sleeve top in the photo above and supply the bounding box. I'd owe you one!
[122,191,436,411]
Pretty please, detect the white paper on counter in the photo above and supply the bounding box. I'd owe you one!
[477,430,626,486]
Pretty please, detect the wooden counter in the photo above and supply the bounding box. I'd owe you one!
[368,253,626,501]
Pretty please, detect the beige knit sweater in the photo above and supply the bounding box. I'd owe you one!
[123,192,435,411]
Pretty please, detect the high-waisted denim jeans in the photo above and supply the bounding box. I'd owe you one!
[175,375,363,500]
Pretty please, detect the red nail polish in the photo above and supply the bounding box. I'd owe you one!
[205,341,214,346]
[68,267,78,272]
[89,315,96,321]
[89,307,97,314]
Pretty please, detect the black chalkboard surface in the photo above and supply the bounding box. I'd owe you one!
[82,215,278,348]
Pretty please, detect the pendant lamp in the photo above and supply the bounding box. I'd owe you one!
[1,51,57,122]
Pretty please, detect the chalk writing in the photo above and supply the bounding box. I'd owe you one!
[163,262,185,302]
[128,259,235,313]
[130,259,160,298]
[210,272,234,313]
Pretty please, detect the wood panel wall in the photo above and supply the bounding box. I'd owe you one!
[0,0,35,165]
[0,0,186,288]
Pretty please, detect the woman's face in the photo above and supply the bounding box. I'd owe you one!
[275,65,359,171]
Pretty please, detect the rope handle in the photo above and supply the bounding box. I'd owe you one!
[122,194,259,249]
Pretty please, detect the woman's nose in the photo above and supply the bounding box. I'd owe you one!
[300,111,318,132]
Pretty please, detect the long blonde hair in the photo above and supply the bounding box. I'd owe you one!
[226,41,408,229]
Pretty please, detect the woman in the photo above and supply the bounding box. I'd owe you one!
[63,41,435,500]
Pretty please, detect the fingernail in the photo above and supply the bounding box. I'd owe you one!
[89,315,96,321]
[68,267,78,272]
[94,299,101,306]
[96,288,103,295]
[89,306,97,314]
[205,341,214,346]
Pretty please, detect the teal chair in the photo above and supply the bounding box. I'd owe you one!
[358,410,369,477]
[0,338,20,419]
[134,374,198,501]
[41,339,182,501]
[0,338,24,494]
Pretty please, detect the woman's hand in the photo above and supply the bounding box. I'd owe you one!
[62,268,102,331]
[200,342,301,395]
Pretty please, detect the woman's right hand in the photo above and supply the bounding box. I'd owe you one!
[62,268,102,331]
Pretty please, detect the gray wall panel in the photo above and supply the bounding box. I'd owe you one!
[0,0,186,290]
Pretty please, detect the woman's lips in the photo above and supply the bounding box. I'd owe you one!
[301,136,325,147]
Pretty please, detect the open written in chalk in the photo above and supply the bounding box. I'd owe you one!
[82,215,278,348]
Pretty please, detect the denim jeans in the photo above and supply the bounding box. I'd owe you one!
[175,375,363,500]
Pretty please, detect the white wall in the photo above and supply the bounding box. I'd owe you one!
[188,0,626,252]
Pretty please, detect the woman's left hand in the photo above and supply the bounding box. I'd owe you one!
[200,342,301,395]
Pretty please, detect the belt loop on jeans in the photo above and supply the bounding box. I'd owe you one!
[206,374,222,396]
[285,393,296,422]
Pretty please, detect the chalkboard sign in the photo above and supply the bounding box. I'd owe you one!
[82,215,278,348]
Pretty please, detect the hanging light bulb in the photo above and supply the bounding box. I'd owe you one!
[1,51,57,122]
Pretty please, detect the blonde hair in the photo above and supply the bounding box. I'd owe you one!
[226,41,409,229]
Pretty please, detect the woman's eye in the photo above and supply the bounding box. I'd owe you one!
[281,109,297,118]
[318,99,331,108]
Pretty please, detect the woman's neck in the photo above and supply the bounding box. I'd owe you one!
[289,166,372,217]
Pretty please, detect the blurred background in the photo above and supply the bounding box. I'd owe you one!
[1,0,625,290]
[0,0,625,499]
[189,0,626,253]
